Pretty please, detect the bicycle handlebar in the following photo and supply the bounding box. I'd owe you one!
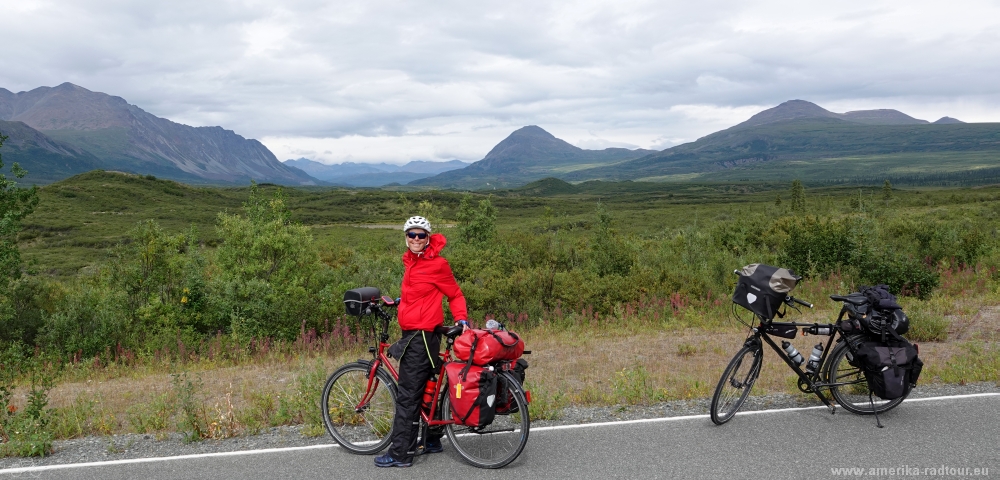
[787,296,813,309]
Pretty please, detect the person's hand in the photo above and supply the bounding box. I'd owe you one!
[457,319,470,332]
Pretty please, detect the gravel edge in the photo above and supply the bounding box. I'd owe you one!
[2,381,997,470]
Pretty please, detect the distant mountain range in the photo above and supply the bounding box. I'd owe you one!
[414,100,995,188]
[0,83,317,185]
[284,158,469,187]
[3,86,993,189]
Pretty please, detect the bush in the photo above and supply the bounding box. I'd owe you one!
[857,250,939,299]
[778,216,864,277]
[211,183,335,342]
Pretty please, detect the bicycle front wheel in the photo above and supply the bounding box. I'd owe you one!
[444,371,530,469]
[321,361,397,454]
[710,344,763,425]
[825,341,908,415]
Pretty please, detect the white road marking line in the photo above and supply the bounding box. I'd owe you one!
[0,444,338,474]
[531,392,1000,432]
[1,392,996,474]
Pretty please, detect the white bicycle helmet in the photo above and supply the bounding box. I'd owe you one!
[403,216,432,233]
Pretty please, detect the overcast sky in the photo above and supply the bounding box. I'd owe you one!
[3,0,1000,165]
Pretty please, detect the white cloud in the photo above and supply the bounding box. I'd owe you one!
[2,0,999,164]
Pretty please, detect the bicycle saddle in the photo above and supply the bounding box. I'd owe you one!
[829,294,867,305]
[434,324,465,338]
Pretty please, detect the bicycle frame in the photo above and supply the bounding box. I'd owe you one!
[355,298,455,431]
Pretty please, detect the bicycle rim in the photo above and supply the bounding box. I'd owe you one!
[710,345,762,425]
[826,342,908,415]
[444,371,530,469]
[321,362,397,454]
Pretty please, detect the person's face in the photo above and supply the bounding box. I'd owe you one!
[406,229,429,253]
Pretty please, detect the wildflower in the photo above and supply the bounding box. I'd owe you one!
[181,296,188,304]
[7,404,16,414]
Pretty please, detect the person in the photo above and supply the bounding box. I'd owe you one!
[375,215,469,468]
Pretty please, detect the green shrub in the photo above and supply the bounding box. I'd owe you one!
[857,250,939,299]
[211,183,335,341]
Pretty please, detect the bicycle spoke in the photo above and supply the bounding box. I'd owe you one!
[711,345,761,425]
[322,363,397,454]
[445,371,530,469]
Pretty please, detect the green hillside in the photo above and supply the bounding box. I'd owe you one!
[565,119,1000,185]
[21,169,1000,277]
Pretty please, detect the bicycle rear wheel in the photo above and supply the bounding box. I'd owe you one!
[444,371,529,469]
[710,344,763,425]
[321,361,397,454]
[825,342,909,415]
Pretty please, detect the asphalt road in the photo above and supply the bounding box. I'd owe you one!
[3,394,997,479]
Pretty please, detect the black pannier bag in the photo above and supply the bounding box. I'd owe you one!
[851,337,923,400]
[732,264,801,320]
[344,287,380,316]
[496,358,529,414]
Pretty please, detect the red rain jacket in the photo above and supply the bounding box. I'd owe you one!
[398,233,468,331]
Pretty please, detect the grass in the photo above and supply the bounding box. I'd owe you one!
[21,170,1000,277]
[4,277,996,443]
[5,171,1000,454]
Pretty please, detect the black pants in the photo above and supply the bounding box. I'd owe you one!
[388,330,442,461]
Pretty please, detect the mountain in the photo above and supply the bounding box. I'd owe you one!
[933,117,964,124]
[840,109,928,125]
[0,83,318,185]
[0,120,105,184]
[284,158,470,186]
[562,100,998,184]
[411,126,654,188]
[730,100,930,129]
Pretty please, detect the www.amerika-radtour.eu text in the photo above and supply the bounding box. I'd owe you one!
[831,465,990,477]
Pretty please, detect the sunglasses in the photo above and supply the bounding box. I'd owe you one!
[406,231,428,239]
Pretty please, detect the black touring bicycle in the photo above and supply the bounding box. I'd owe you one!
[710,264,921,426]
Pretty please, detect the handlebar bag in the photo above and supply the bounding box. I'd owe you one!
[454,329,525,366]
[732,264,801,320]
[444,362,497,428]
[343,287,380,316]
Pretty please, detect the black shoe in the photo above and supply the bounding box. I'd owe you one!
[374,454,412,468]
[425,439,444,454]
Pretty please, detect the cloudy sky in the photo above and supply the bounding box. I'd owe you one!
[3,0,999,164]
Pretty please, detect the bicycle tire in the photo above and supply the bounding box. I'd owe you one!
[321,361,398,454]
[710,344,763,425]
[825,341,909,415]
[444,371,529,469]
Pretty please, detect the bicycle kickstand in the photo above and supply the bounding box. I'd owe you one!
[815,388,837,415]
[412,421,429,456]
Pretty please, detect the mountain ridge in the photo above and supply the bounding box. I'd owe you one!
[0,83,318,185]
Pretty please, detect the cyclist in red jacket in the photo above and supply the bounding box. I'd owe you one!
[375,215,469,468]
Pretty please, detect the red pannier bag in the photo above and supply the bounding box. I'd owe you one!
[454,329,525,366]
[444,362,497,428]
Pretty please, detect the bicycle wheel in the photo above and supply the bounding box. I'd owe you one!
[321,361,397,454]
[710,344,763,425]
[444,371,530,469]
[825,342,909,415]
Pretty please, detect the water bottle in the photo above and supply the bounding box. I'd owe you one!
[782,341,804,366]
[805,325,832,336]
[422,376,438,409]
[485,319,501,331]
[806,343,824,373]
